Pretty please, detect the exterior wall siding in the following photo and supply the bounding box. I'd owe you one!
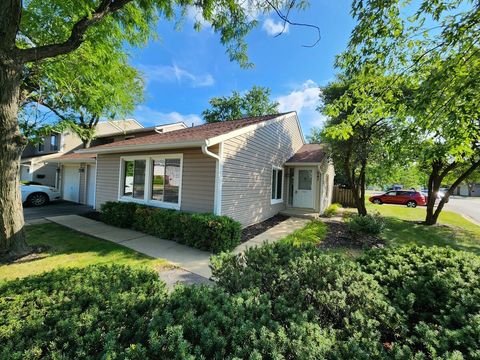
[221,114,304,226]
[95,147,216,213]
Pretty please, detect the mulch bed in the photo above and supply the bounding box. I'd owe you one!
[241,214,290,243]
[319,218,385,250]
[80,211,102,222]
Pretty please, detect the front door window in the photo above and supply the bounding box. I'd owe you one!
[298,169,312,190]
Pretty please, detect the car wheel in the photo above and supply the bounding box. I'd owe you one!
[373,199,382,205]
[27,192,49,207]
[406,200,417,208]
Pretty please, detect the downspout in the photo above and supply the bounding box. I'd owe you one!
[201,141,224,216]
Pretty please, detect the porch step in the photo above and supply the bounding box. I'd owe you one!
[279,209,320,219]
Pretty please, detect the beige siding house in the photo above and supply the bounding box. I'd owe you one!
[30,120,187,207]
[79,112,334,227]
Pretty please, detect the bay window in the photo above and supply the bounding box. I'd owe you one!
[119,154,182,209]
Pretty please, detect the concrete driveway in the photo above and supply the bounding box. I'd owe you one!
[24,200,93,223]
[444,197,480,225]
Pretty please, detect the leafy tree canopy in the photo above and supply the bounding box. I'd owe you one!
[202,86,279,123]
[340,0,480,224]
[20,42,143,147]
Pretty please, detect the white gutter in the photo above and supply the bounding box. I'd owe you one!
[76,140,205,154]
[201,142,224,216]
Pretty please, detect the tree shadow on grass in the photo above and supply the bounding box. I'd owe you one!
[24,222,155,263]
[382,217,480,255]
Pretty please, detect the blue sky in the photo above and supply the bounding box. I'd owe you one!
[130,1,355,137]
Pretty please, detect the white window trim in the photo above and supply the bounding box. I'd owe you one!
[118,153,183,210]
[271,165,284,205]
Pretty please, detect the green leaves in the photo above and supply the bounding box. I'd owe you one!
[202,85,279,123]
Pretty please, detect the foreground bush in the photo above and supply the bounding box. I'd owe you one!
[347,212,385,235]
[100,202,241,253]
[0,265,166,359]
[211,242,400,357]
[3,245,478,358]
[360,246,480,358]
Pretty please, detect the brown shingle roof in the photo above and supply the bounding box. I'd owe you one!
[286,144,326,163]
[80,113,286,153]
[54,152,96,162]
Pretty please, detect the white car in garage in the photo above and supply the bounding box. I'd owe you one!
[21,184,61,207]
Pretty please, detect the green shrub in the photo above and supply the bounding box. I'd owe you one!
[100,201,138,228]
[147,285,341,359]
[347,212,385,235]
[0,265,166,359]
[211,242,399,357]
[359,246,480,358]
[100,202,241,253]
[323,203,342,217]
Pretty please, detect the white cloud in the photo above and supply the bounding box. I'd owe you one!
[275,80,327,129]
[262,18,289,36]
[134,106,203,127]
[276,80,319,113]
[139,64,214,88]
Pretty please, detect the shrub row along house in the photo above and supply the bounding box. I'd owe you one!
[27,112,335,227]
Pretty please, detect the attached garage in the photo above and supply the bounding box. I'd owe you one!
[49,153,97,207]
[62,165,80,202]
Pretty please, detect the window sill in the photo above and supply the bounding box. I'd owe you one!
[118,197,180,210]
[271,198,284,205]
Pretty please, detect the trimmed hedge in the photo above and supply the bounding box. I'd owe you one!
[100,202,241,253]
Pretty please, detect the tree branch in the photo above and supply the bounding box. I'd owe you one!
[17,0,133,63]
[265,0,321,47]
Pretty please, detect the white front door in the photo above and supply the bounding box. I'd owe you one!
[293,167,315,209]
[62,166,80,202]
[86,165,96,206]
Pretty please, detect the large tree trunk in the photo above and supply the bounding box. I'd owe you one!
[427,159,480,225]
[424,165,441,225]
[0,58,29,258]
[357,161,368,216]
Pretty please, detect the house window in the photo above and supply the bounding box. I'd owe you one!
[50,134,59,151]
[38,142,44,152]
[271,166,283,204]
[120,154,182,209]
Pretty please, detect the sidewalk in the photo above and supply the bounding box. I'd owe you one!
[46,215,310,282]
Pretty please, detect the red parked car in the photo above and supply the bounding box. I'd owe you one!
[369,190,427,208]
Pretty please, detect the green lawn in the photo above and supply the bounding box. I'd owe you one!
[281,204,480,256]
[280,220,328,246]
[0,223,168,282]
[364,203,480,254]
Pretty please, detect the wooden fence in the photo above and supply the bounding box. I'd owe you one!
[332,185,357,207]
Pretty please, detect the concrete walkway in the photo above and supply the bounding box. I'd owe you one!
[46,214,310,283]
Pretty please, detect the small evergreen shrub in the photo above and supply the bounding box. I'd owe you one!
[359,246,480,358]
[100,201,138,228]
[347,213,385,235]
[100,202,241,253]
[0,265,166,359]
[323,203,342,217]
